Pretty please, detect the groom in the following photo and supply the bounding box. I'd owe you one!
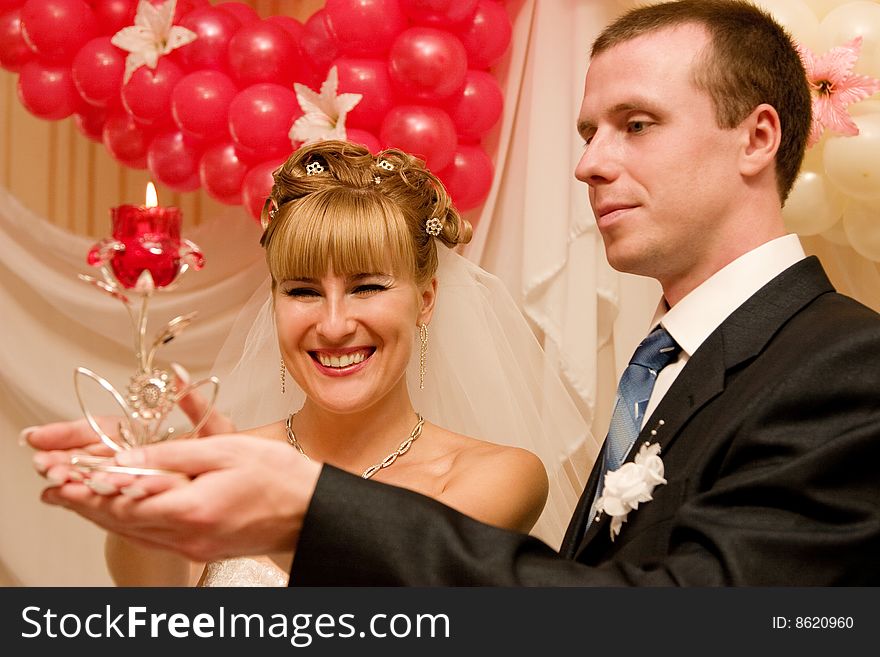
[31,0,880,584]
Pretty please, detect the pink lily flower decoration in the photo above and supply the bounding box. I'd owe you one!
[797,37,880,147]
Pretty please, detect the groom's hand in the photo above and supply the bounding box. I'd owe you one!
[42,435,321,561]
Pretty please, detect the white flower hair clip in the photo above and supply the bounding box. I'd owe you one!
[426,217,443,237]
[594,441,667,541]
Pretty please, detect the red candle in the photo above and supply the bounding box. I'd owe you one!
[88,183,182,289]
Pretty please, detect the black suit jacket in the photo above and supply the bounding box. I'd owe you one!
[290,257,880,585]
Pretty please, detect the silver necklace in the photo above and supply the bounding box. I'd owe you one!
[285,412,425,479]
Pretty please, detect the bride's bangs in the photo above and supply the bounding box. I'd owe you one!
[267,188,416,282]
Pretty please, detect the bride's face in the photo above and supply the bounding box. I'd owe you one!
[274,268,436,413]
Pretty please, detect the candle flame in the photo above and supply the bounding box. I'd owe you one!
[145,182,158,208]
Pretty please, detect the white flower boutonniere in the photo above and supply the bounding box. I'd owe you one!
[595,442,667,541]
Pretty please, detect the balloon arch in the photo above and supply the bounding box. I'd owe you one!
[0,0,513,219]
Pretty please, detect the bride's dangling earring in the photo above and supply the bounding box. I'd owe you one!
[280,358,286,394]
[419,323,428,390]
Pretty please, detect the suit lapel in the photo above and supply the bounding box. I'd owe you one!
[565,257,835,559]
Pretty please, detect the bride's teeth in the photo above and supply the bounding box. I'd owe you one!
[318,351,368,368]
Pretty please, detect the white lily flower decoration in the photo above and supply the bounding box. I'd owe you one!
[290,66,363,145]
[595,442,667,541]
[111,0,198,84]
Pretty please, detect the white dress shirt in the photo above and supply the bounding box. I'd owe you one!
[641,234,807,426]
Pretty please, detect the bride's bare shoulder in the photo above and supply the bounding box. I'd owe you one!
[239,420,287,442]
[429,426,549,533]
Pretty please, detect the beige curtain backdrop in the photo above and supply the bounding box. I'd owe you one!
[1,0,878,586]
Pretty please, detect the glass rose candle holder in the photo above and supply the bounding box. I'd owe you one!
[74,184,218,460]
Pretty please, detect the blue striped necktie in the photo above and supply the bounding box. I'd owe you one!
[597,326,680,497]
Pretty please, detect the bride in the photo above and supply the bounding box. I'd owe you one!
[37,140,593,586]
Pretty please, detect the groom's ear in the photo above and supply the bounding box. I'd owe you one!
[417,277,438,325]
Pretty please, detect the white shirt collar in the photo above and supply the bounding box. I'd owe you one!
[652,234,806,357]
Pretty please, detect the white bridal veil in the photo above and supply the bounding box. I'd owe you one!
[212,246,592,548]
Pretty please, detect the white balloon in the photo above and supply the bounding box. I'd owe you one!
[804,0,850,20]
[783,167,847,234]
[819,1,880,76]
[842,198,880,260]
[820,219,853,246]
[754,0,821,48]
[823,111,880,201]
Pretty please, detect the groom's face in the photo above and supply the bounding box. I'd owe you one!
[575,25,742,295]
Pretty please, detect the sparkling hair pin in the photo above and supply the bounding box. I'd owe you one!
[426,217,442,236]
[377,159,395,171]
[305,161,325,176]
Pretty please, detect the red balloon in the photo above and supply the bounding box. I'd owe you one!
[389,28,467,101]
[147,130,202,192]
[0,1,25,11]
[0,8,33,72]
[437,144,493,211]
[299,10,337,86]
[199,141,248,205]
[215,1,259,25]
[20,0,97,62]
[74,103,108,142]
[266,15,305,43]
[176,6,241,72]
[242,158,284,222]
[445,70,503,140]
[71,36,124,107]
[380,105,457,171]
[171,69,237,141]
[399,0,478,27]
[90,0,136,35]
[345,128,381,154]
[102,110,152,168]
[121,58,183,125]
[228,19,298,87]
[325,0,406,57]
[228,83,299,161]
[17,60,80,119]
[334,58,394,131]
[147,0,207,23]
[456,0,512,69]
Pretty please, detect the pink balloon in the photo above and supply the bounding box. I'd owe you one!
[215,1,259,25]
[437,144,493,211]
[456,0,511,70]
[228,83,299,161]
[445,70,503,140]
[389,27,468,101]
[334,58,395,130]
[399,0,478,27]
[171,69,237,141]
[72,36,124,107]
[228,19,298,87]
[380,105,457,171]
[20,0,97,62]
[74,103,108,142]
[122,57,183,126]
[325,0,406,57]
[199,141,248,205]
[102,110,152,168]
[147,130,202,192]
[17,60,80,119]
[0,8,33,72]
[345,128,381,154]
[90,0,136,35]
[242,158,284,222]
[176,6,241,72]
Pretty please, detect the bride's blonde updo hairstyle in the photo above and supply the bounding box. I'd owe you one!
[260,139,471,288]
